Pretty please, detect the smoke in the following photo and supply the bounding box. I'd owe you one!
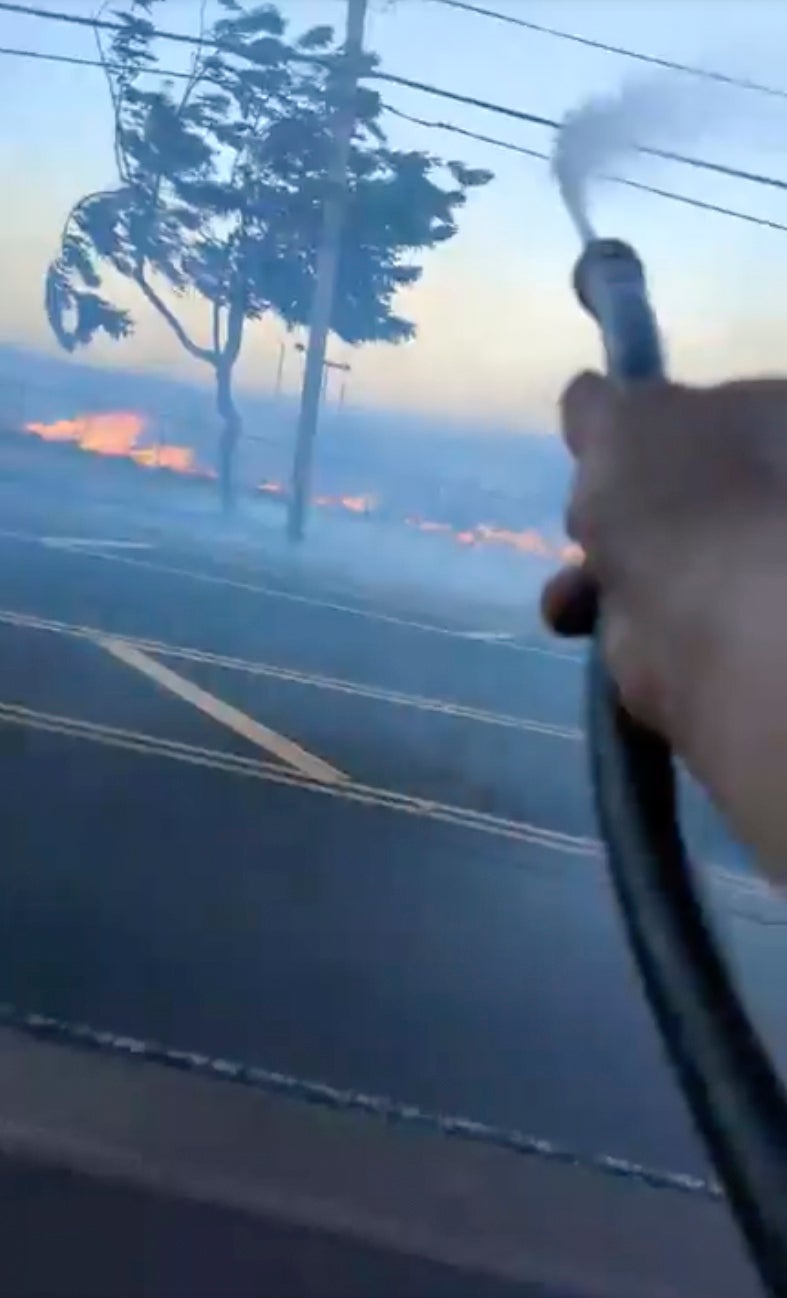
[552,74,737,239]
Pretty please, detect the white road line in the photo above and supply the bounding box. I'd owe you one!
[156,646,581,738]
[0,1003,719,1200]
[0,700,779,922]
[0,701,596,853]
[98,637,348,787]
[0,606,776,907]
[459,630,514,643]
[78,546,530,644]
[0,608,582,740]
[40,537,152,551]
[0,527,577,660]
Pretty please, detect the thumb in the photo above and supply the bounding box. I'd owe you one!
[541,563,597,637]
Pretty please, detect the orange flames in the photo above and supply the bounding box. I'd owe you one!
[313,492,377,514]
[260,481,377,517]
[24,412,209,477]
[404,516,580,563]
[24,413,578,563]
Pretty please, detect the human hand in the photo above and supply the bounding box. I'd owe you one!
[542,371,787,743]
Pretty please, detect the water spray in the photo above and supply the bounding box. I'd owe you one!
[554,89,787,1297]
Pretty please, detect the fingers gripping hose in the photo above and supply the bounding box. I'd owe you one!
[576,238,787,1297]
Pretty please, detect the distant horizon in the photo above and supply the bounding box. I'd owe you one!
[0,339,572,531]
[0,338,559,444]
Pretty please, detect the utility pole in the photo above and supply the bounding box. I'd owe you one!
[273,340,285,398]
[287,0,368,542]
[294,342,350,409]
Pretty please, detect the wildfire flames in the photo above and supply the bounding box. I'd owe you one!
[24,412,578,563]
[25,413,209,477]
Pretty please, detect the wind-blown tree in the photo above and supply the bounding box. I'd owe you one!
[46,0,492,509]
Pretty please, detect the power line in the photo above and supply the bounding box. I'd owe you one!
[371,66,556,127]
[430,0,787,103]
[4,1,787,200]
[0,40,779,238]
[385,103,552,163]
[642,146,787,196]
[377,71,787,197]
[0,42,192,79]
[0,0,291,62]
[384,104,787,236]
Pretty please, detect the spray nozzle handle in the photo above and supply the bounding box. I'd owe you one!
[574,238,664,384]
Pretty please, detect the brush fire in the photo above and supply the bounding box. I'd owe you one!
[24,413,210,477]
[23,411,579,564]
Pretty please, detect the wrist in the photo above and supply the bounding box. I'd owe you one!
[667,523,787,872]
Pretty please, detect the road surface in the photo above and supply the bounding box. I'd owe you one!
[0,455,784,1250]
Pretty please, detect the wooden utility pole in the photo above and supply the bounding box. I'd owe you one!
[287,0,368,542]
[273,341,285,398]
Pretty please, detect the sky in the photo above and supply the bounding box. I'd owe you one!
[1,0,787,433]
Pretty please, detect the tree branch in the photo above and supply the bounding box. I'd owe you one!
[57,188,120,256]
[92,6,131,186]
[133,268,215,362]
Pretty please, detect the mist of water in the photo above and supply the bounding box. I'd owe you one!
[552,73,748,241]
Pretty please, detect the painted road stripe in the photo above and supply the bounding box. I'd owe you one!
[459,630,514,642]
[74,546,546,648]
[0,607,580,740]
[0,528,580,661]
[142,645,580,738]
[0,1001,718,1200]
[0,701,594,853]
[0,611,777,909]
[99,637,347,787]
[40,537,153,551]
[0,700,779,923]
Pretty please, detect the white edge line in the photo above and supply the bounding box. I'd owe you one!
[8,531,577,660]
[40,537,153,551]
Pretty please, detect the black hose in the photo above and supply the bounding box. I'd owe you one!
[589,642,787,1295]
[574,236,787,1296]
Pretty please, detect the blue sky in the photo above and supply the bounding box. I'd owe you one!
[1,0,787,431]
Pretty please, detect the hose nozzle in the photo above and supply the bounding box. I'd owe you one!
[573,238,664,384]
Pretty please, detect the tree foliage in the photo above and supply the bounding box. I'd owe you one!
[46,0,492,502]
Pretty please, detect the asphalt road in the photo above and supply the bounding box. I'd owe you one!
[0,462,784,1213]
